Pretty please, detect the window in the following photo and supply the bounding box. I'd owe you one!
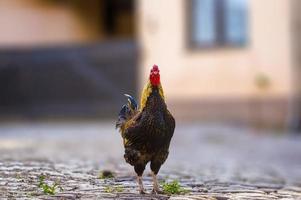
[189,0,248,48]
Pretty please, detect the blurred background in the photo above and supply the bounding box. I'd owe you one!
[0,0,301,131]
[1,1,301,198]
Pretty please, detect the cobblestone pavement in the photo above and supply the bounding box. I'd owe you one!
[0,122,301,199]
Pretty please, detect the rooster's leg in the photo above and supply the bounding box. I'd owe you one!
[137,176,145,194]
[151,172,159,192]
[151,172,164,194]
[134,164,146,194]
[150,161,164,194]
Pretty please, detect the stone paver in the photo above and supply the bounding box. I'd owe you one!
[0,122,301,199]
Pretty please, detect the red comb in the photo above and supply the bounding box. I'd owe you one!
[152,64,159,72]
[149,64,160,86]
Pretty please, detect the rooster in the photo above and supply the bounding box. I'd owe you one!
[116,64,175,194]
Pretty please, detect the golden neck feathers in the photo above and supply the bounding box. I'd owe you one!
[139,81,165,111]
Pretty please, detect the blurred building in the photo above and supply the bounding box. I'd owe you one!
[0,0,137,119]
[0,0,135,45]
[139,0,295,129]
[0,0,299,129]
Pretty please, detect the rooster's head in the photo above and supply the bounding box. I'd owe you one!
[140,64,165,111]
[149,65,160,86]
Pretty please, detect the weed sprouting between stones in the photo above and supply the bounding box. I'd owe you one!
[99,170,115,179]
[103,185,125,193]
[38,174,63,195]
[161,180,190,195]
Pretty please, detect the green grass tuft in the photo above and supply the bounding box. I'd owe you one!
[38,174,63,195]
[161,180,190,195]
[104,185,124,193]
[99,170,115,179]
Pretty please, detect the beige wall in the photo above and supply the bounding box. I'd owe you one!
[138,0,293,100]
[0,0,102,47]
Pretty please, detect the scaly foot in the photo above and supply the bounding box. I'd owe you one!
[151,172,164,194]
[151,188,164,194]
[139,189,147,194]
[137,175,146,194]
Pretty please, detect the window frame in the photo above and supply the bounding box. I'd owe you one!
[186,0,249,50]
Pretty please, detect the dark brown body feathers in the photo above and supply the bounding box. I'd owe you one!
[121,87,175,176]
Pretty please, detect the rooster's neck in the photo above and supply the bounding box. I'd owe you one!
[139,81,165,111]
[143,90,167,120]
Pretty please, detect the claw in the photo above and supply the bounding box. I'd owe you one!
[140,189,146,194]
[151,189,164,194]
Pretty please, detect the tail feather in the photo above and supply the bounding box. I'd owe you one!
[116,94,138,130]
[115,105,128,129]
[124,94,138,111]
